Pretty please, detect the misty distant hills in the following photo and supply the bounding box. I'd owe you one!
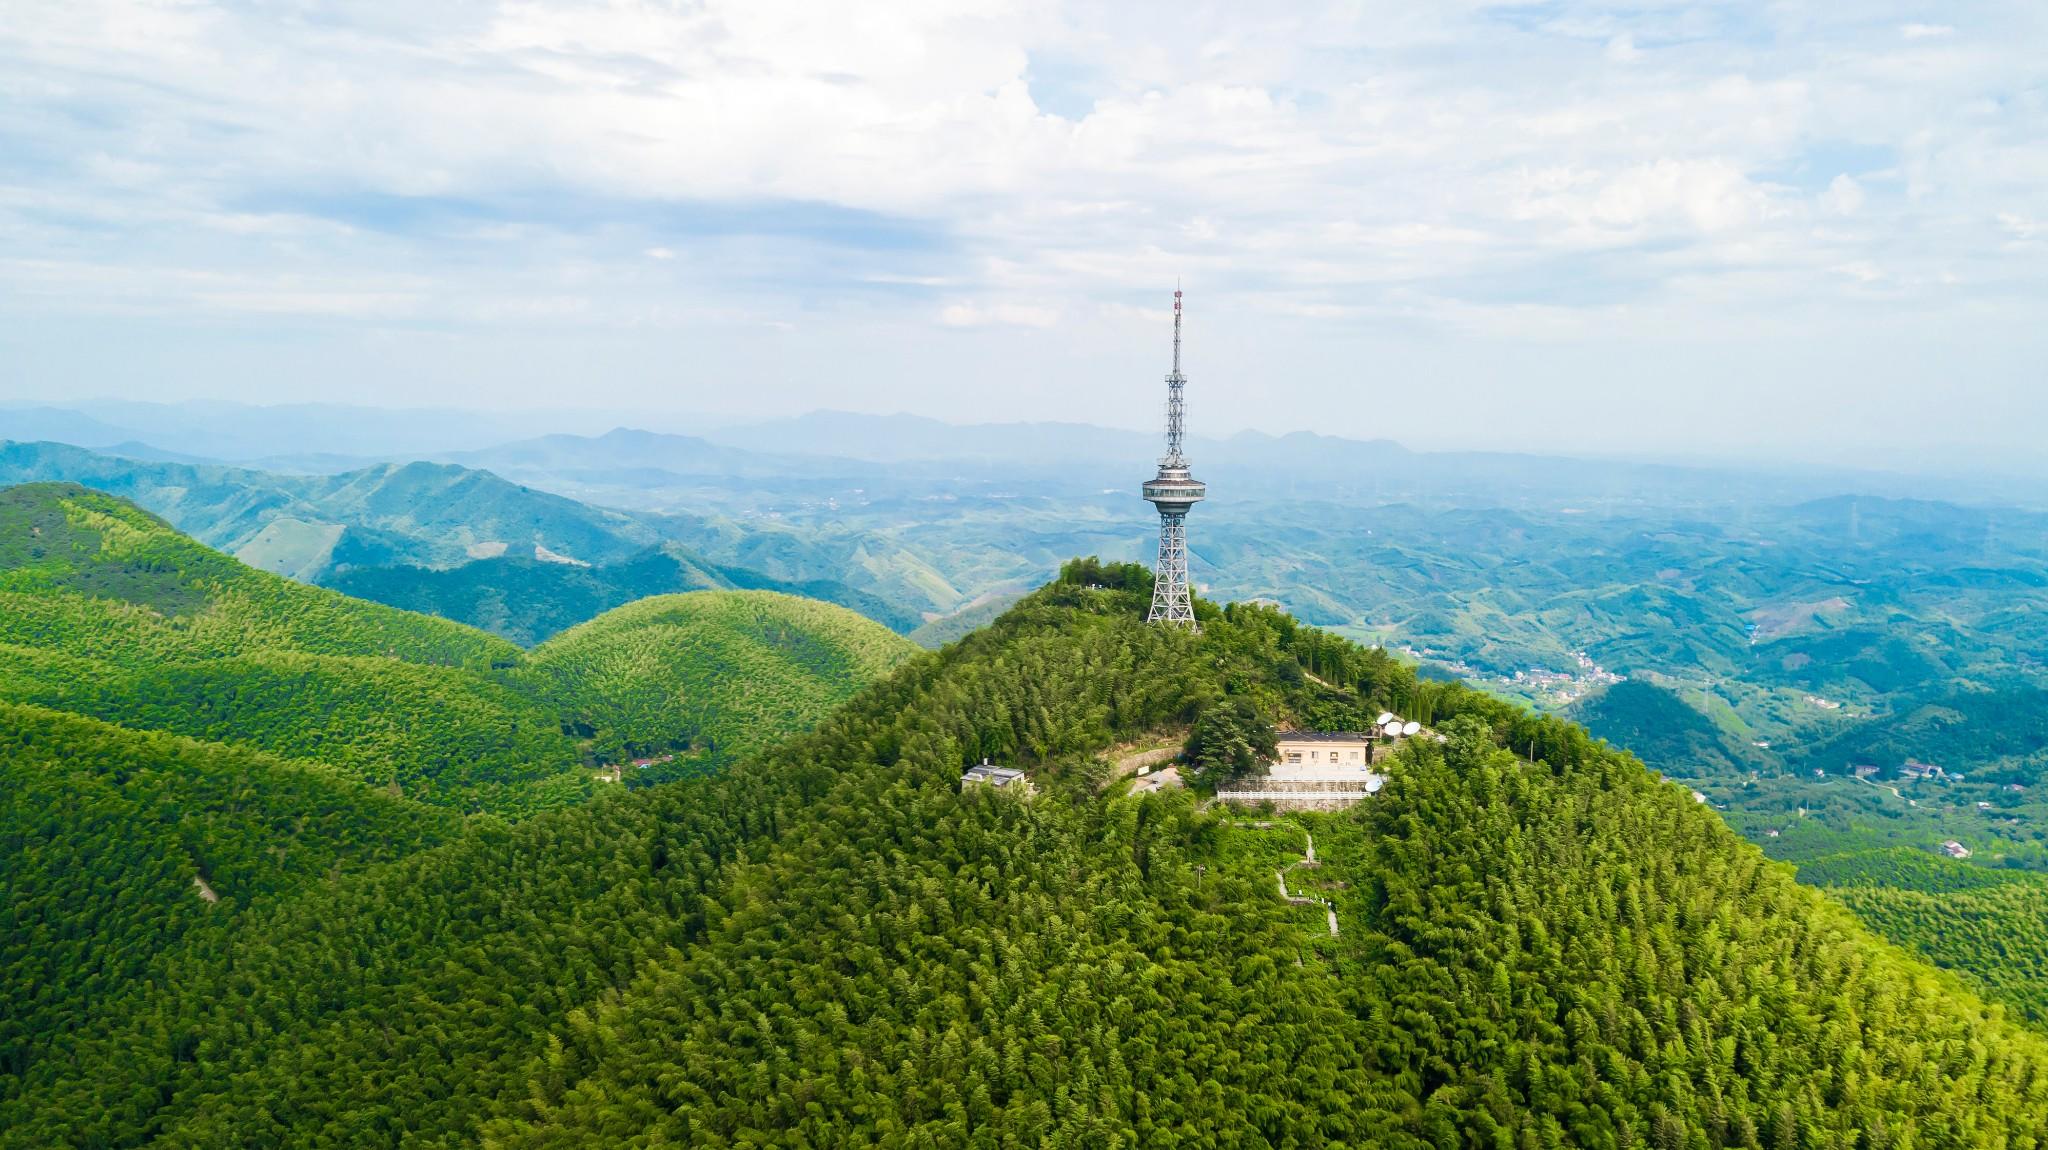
[0,441,1005,636]
[443,427,882,482]
[9,398,2045,509]
[1,400,637,464]
[0,442,664,580]
[694,409,2035,510]
[703,410,1161,465]
[0,407,139,450]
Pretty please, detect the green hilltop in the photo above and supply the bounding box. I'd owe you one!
[4,559,2045,1145]
[1569,678,1763,778]
[329,545,926,645]
[517,589,919,773]
[0,482,587,814]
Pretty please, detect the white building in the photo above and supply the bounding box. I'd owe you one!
[1269,731,1384,787]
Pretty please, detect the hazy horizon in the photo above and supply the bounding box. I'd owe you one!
[12,395,2048,496]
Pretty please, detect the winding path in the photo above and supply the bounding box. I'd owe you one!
[1275,827,1339,937]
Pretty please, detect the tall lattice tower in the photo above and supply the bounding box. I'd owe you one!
[1141,288,1206,626]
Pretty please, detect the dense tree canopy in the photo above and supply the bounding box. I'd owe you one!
[1183,696,1277,783]
[516,590,917,771]
[0,484,914,813]
[5,556,2045,1146]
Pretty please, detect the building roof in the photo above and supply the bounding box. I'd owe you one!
[1131,766,1183,794]
[962,764,1028,786]
[1276,730,1375,743]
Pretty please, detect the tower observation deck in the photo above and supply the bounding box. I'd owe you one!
[1142,289,1205,626]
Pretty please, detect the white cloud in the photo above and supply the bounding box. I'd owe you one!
[1820,174,1865,216]
[940,301,1061,328]
[1900,23,1955,40]
[1509,159,1783,242]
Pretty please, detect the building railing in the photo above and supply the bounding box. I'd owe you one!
[1216,789,1374,801]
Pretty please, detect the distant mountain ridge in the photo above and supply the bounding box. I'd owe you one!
[0,441,660,578]
[24,397,2041,507]
[444,426,873,479]
[0,442,952,632]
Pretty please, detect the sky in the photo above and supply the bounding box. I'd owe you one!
[0,1,2044,468]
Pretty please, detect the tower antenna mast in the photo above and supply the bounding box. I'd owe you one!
[1164,286,1186,465]
[1140,287,1206,627]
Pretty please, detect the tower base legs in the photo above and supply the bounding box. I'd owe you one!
[1148,513,1197,628]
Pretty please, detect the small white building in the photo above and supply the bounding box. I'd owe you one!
[962,761,1031,792]
[1942,840,1972,860]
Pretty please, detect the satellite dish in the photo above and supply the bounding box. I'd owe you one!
[1376,712,1396,726]
[1403,721,1422,736]
[1382,721,1403,736]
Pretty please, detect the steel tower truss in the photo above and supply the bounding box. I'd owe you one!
[1142,289,1205,628]
[1149,512,1195,625]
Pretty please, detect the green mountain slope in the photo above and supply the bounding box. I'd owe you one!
[0,646,591,810]
[0,490,924,1092]
[1793,847,2048,1029]
[0,442,664,578]
[1833,875,2048,1028]
[517,590,919,772]
[1569,679,1762,777]
[0,701,461,1079]
[329,546,924,645]
[1572,680,2048,1022]
[1794,685,2048,786]
[0,482,595,813]
[0,481,515,667]
[6,565,2044,1146]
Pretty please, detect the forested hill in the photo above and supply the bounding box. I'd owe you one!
[329,544,926,645]
[517,590,918,772]
[0,481,514,667]
[6,560,2044,1146]
[0,481,593,814]
[0,483,916,813]
[1569,678,1763,777]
